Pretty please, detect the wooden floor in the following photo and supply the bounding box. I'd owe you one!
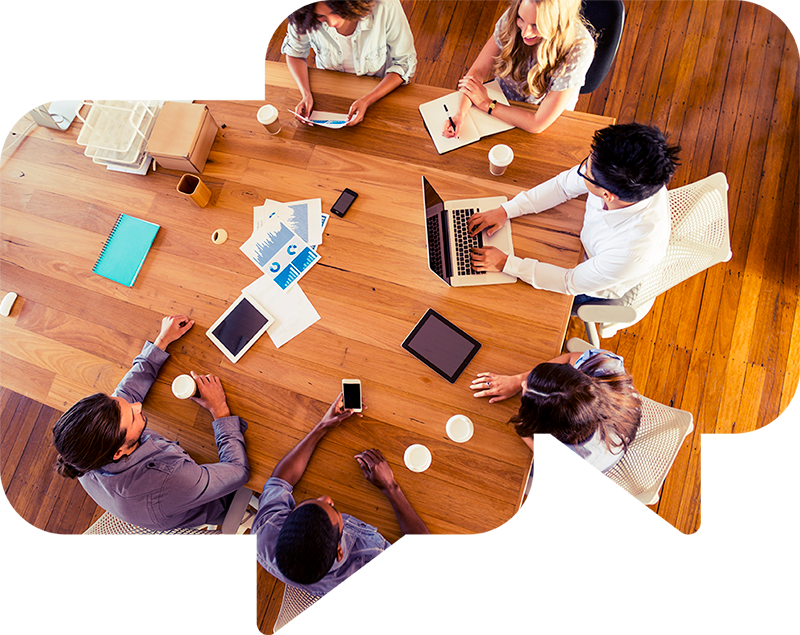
[1,1,797,632]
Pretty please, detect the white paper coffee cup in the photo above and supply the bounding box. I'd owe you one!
[489,144,514,176]
[404,444,432,473]
[172,374,199,400]
[446,414,474,443]
[257,104,281,134]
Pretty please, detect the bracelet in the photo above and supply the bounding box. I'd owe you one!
[487,100,498,116]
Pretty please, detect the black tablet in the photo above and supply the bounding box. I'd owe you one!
[401,308,481,383]
[206,294,275,363]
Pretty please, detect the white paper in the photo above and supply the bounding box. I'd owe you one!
[288,109,351,128]
[418,79,514,154]
[255,198,323,246]
[240,211,321,290]
[242,276,321,348]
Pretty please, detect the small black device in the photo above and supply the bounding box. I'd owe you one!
[331,188,358,217]
[342,379,362,412]
[401,308,482,383]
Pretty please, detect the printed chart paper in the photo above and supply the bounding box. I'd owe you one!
[240,212,320,290]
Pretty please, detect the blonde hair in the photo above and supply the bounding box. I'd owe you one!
[494,0,591,100]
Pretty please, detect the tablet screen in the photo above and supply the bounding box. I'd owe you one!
[402,309,481,383]
[211,297,270,357]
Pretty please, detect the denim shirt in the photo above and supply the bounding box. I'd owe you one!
[78,341,250,530]
[253,477,391,596]
[281,0,417,83]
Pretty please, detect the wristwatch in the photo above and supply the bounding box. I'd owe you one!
[487,100,498,115]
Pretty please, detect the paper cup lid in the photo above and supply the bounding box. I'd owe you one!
[404,444,432,472]
[171,374,196,399]
[446,414,474,443]
[257,104,278,124]
[489,144,514,166]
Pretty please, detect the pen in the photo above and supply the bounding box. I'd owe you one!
[444,104,456,133]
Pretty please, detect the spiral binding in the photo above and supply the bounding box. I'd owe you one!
[92,213,124,273]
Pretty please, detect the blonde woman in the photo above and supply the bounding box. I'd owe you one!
[444,0,594,136]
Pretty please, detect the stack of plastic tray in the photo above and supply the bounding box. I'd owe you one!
[76,100,162,174]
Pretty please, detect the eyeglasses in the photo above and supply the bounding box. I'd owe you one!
[577,156,604,189]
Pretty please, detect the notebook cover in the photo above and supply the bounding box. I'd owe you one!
[92,213,160,287]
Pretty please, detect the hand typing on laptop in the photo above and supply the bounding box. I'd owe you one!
[468,206,508,237]
[471,246,508,272]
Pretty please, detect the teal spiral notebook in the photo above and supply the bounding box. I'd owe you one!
[93,214,160,287]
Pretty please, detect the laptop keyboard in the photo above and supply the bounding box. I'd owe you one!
[452,208,486,276]
[427,215,445,277]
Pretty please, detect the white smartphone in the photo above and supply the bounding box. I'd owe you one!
[342,379,362,412]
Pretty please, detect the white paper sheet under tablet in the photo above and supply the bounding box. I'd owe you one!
[242,275,320,348]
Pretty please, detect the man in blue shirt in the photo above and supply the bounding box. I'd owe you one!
[253,394,429,596]
[52,314,249,530]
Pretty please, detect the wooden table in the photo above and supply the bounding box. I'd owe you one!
[0,61,613,541]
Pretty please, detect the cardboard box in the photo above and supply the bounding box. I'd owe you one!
[147,101,219,173]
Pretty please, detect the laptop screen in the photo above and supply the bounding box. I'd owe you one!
[422,176,452,284]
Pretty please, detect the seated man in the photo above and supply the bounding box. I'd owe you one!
[469,123,681,301]
[52,314,249,531]
[253,394,429,595]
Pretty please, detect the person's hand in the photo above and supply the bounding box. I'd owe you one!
[471,246,508,272]
[190,371,231,420]
[345,96,370,126]
[153,315,194,350]
[468,206,508,237]
[457,75,492,111]
[318,392,362,430]
[470,372,526,403]
[443,92,471,138]
[294,93,314,125]
[354,448,398,494]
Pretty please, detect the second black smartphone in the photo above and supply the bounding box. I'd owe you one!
[331,188,358,217]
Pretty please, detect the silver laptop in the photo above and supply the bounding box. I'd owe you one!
[422,176,516,287]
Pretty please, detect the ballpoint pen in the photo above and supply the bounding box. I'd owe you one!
[444,103,456,135]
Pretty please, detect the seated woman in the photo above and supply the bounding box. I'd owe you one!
[471,349,640,473]
[445,0,594,136]
[282,0,417,126]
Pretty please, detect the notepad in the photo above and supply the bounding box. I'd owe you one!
[92,213,160,286]
[418,79,514,154]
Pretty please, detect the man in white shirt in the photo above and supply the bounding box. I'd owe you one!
[469,123,681,301]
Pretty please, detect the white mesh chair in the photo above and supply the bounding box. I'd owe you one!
[569,172,732,349]
[562,397,693,635]
[273,584,324,632]
[81,487,253,635]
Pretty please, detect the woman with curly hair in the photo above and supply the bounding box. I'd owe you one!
[445,0,594,137]
[282,0,416,126]
[470,349,640,473]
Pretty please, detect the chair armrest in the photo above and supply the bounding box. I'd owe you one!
[220,486,255,534]
[575,303,638,325]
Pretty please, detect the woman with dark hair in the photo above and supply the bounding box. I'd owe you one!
[282,0,416,126]
[444,0,594,137]
[471,349,640,473]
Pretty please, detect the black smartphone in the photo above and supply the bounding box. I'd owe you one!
[342,379,362,412]
[331,188,358,217]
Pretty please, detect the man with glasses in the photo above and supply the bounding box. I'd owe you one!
[469,123,681,302]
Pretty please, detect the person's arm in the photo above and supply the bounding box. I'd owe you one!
[271,394,359,486]
[113,314,194,404]
[458,77,580,134]
[355,448,429,535]
[286,55,315,124]
[167,372,250,514]
[470,371,529,403]
[444,37,499,138]
[345,71,404,125]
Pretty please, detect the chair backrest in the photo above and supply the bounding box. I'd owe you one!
[580,0,626,93]
[83,511,221,535]
[626,172,732,311]
[605,396,694,505]
[273,584,323,632]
